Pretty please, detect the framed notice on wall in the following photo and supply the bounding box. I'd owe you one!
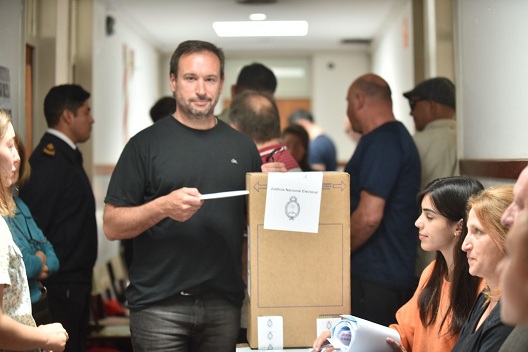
[0,66,11,115]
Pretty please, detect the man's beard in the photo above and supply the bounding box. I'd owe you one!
[177,95,218,120]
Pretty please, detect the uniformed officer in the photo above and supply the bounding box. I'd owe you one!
[19,84,97,352]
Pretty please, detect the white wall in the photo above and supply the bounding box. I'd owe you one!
[371,0,415,134]
[312,52,370,163]
[92,0,161,264]
[455,0,528,159]
[93,0,161,165]
[0,0,25,134]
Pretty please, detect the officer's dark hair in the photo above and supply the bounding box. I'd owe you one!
[43,84,90,128]
[235,63,277,95]
[169,40,225,79]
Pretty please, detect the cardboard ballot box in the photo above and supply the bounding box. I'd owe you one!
[246,172,351,348]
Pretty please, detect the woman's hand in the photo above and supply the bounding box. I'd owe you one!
[312,330,332,351]
[38,323,68,351]
[387,337,407,352]
[35,250,47,265]
[35,250,49,280]
[37,264,50,280]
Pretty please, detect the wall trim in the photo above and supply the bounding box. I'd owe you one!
[97,160,528,180]
[459,159,528,180]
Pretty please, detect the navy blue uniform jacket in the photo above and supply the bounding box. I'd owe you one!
[19,133,97,285]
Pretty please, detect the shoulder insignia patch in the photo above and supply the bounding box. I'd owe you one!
[43,143,56,156]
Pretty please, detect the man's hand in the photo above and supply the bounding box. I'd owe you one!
[261,162,287,173]
[164,187,204,222]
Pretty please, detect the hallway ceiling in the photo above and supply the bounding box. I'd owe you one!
[100,0,404,55]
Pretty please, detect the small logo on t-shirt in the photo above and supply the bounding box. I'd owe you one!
[231,158,238,164]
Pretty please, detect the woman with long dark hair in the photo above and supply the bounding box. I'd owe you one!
[386,177,484,351]
[313,176,484,352]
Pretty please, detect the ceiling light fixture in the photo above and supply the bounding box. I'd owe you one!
[249,13,267,21]
[213,20,308,37]
[271,67,305,78]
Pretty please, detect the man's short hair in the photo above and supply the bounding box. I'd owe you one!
[43,84,90,127]
[403,77,456,110]
[169,40,225,79]
[235,63,277,95]
[229,90,280,144]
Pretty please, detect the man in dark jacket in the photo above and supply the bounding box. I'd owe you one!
[20,84,97,352]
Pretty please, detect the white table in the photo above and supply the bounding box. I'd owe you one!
[236,347,311,351]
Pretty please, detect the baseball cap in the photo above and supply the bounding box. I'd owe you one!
[403,77,456,110]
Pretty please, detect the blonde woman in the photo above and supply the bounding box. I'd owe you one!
[3,135,60,326]
[452,186,515,351]
[0,109,67,351]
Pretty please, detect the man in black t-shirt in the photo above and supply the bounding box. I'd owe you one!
[103,40,282,352]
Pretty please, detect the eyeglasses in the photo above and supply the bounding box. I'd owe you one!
[265,146,286,163]
[409,98,425,111]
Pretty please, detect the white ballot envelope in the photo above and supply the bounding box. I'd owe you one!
[327,315,400,352]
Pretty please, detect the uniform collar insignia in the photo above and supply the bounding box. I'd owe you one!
[43,143,56,156]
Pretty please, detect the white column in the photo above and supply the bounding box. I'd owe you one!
[454,0,528,160]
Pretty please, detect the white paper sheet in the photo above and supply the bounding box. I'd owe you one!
[316,317,342,338]
[199,190,249,200]
[264,172,323,233]
[257,316,284,350]
[327,315,400,352]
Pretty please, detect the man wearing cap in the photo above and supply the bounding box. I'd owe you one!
[404,77,458,188]
[403,77,458,275]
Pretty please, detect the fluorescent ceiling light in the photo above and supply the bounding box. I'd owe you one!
[249,13,267,21]
[271,67,305,78]
[213,21,308,37]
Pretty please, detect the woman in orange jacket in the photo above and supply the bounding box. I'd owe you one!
[313,176,484,352]
[386,177,485,351]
